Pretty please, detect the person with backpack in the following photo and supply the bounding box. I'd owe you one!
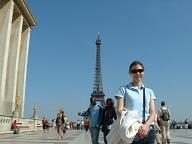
[100,98,117,144]
[79,97,103,144]
[158,101,171,144]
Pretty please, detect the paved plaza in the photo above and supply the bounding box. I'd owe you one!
[0,129,192,144]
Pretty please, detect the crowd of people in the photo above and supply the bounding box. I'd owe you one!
[35,61,171,144]
[78,60,173,144]
[8,60,191,144]
[9,60,189,143]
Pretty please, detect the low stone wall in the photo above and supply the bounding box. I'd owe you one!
[0,115,12,132]
[0,115,42,133]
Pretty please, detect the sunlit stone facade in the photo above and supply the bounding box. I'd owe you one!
[0,0,36,117]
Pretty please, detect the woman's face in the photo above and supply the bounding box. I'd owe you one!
[106,100,110,106]
[129,64,144,83]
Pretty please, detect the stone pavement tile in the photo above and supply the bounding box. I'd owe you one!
[69,131,104,144]
[170,129,192,144]
[1,129,192,144]
[0,130,82,144]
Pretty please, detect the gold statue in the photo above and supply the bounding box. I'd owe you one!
[16,96,20,110]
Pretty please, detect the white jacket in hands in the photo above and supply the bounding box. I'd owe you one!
[106,108,142,144]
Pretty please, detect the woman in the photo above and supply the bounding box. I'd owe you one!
[56,109,65,140]
[116,60,156,144]
[100,98,117,144]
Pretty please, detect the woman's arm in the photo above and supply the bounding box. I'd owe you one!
[145,99,156,126]
[116,97,124,117]
[138,98,156,139]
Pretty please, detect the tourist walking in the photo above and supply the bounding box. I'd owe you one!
[115,60,156,144]
[56,109,65,140]
[84,117,89,132]
[171,120,176,129]
[76,120,80,130]
[154,113,161,144]
[80,97,103,144]
[158,101,171,144]
[42,117,49,132]
[100,98,117,144]
[184,118,188,129]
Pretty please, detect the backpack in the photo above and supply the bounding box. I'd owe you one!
[161,108,170,121]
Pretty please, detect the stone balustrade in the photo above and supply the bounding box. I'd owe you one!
[0,115,42,134]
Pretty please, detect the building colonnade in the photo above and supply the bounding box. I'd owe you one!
[0,0,36,117]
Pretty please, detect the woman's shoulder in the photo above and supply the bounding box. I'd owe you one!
[144,87,156,99]
[118,84,131,90]
[144,87,154,93]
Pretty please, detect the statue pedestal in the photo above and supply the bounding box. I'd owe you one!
[33,114,38,129]
[33,114,38,120]
[12,111,19,122]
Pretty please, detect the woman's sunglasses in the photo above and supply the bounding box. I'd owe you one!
[130,69,144,74]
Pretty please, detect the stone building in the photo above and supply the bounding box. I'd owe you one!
[0,0,36,118]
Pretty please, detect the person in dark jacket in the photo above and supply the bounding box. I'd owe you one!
[56,109,65,140]
[100,98,117,144]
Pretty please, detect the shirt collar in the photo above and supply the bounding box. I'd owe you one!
[128,82,144,89]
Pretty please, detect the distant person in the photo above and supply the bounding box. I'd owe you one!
[84,117,89,132]
[81,120,84,130]
[100,98,117,144]
[11,120,19,134]
[115,60,156,144]
[56,109,65,140]
[80,97,103,144]
[158,101,171,144]
[63,115,68,133]
[42,117,49,132]
[154,113,161,144]
[171,120,176,129]
[76,120,80,130]
[69,121,73,130]
[184,118,188,129]
[52,118,56,129]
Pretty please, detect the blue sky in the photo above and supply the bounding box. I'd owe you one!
[24,0,192,122]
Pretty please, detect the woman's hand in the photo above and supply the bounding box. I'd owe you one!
[116,109,122,118]
[116,97,123,118]
[137,123,150,139]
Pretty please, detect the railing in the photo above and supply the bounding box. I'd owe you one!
[0,115,42,133]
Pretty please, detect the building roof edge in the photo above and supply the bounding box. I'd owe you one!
[13,0,37,27]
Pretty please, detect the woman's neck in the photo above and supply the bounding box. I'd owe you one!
[131,81,142,87]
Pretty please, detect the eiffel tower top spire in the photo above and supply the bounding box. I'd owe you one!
[91,34,105,105]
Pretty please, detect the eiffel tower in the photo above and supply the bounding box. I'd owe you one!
[91,34,105,107]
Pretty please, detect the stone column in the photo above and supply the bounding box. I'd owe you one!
[0,0,14,115]
[17,27,31,117]
[4,14,24,116]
